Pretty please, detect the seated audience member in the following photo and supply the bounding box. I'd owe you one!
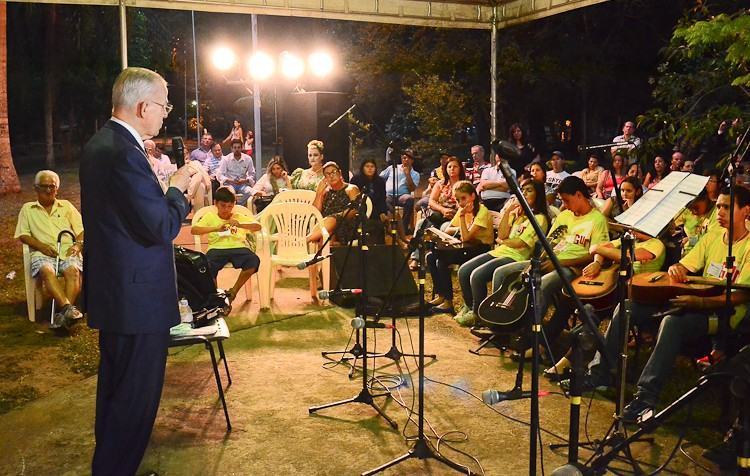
[705,169,721,202]
[674,189,717,257]
[596,153,626,199]
[545,151,570,205]
[643,155,669,190]
[144,139,173,190]
[217,139,256,206]
[203,143,224,195]
[627,162,644,182]
[308,161,361,245]
[252,155,291,213]
[15,170,84,326]
[191,187,261,302]
[465,145,490,186]
[185,150,212,214]
[455,179,550,326]
[291,140,325,191]
[381,148,420,234]
[427,181,495,314]
[681,159,695,173]
[350,158,388,224]
[600,176,643,219]
[416,151,449,212]
[570,186,750,424]
[190,133,214,165]
[478,151,515,212]
[508,123,539,176]
[670,150,685,172]
[490,176,609,344]
[579,154,603,194]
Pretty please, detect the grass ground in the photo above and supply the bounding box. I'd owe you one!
[0,164,734,475]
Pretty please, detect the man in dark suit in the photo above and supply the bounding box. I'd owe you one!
[80,67,197,475]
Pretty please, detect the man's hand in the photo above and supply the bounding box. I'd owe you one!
[582,261,601,278]
[66,242,82,257]
[667,263,689,283]
[169,164,198,192]
[40,244,58,258]
[227,218,241,227]
[669,295,703,309]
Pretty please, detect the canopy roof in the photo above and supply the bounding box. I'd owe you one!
[10,0,607,29]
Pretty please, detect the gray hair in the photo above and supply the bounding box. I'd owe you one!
[111,67,167,109]
[34,170,60,188]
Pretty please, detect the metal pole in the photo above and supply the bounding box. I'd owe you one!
[490,6,498,142]
[251,14,263,173]
[119,0,128,70]
[191,11,200,143]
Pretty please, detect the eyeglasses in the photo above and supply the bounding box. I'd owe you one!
[324,170,340,177]
[35,184,57,191]
[149,100,174,115]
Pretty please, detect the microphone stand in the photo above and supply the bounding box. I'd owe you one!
[577,140,634,153]
[489,141,614,472]
[309,197,397,429]
[363,220,469,476]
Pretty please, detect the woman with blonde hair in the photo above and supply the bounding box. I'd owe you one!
[291,140,326,191]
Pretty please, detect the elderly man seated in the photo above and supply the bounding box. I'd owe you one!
[217,139,256,206]
[15,170,84,326]
[191,187,261,302]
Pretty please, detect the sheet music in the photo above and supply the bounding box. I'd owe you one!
[615,172,708,237]
[427,227,462,245]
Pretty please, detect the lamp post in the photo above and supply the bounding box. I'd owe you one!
[211,44,334,174]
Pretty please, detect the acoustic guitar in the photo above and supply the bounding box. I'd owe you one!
[565,264,619,311]
[477,225,567,330]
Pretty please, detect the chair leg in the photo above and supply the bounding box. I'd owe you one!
[205,342,231,431]
[217,340,232,386]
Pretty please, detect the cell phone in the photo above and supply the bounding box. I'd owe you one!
[172,137,185,168]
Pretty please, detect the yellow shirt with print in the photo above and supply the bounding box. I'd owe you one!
[449,204,495,245]
[676,206,717,255]
[195,210,258,251]
[490,213,549,262]
[681,227,750,328]
[609,237,666,274]
[550,208,609,262]
[14,200,84,260]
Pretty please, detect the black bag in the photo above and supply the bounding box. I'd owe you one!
[174,246,229,323]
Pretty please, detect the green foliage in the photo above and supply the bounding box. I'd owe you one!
[639,7,749,161]
[402,74,471,152]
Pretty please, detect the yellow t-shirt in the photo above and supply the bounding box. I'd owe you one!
[195,210,258,251]
[449,204,494,245]
[14,200,84,259]
[681,227,750,328]
[609,237,666,274]
[550,208,609,262]
[676,206,718,255]
[490,213,549,262]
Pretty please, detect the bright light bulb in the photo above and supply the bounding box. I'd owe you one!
[211,47,237,71]
[308,51,334,78]
[248,52,275,81]
[280,51,305,80]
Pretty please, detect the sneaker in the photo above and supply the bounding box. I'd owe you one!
[63,305,84,321]
[559,372,610,393]
[620,396,654,425]
[456,310,477,327]
[453,304,470,321]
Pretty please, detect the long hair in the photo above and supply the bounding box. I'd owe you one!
[453,180,481,213]
[442,156,467,184]
[523,179,551,224]
[508,123,526,143]
[620,176,643,201]
[359,158,377,178]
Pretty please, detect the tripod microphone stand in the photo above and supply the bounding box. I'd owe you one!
[309,198,397,429]
[363,226,469,476]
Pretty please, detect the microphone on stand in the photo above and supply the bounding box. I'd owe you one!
[318,288,363,300]
[296,254,331,270]
[351,317,394,329]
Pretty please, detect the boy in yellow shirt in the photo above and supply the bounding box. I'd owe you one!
[191,187,261,302]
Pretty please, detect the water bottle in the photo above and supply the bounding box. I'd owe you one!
[178,298,193,324]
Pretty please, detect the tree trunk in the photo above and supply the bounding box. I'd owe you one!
[0,1,21,194]
[43,4,57,168]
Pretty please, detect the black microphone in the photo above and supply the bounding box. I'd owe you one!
[482,389,534,405]
[318,288,363,300]
[172,136,185,168]
[351,317,394,329]
[296,254,331,270]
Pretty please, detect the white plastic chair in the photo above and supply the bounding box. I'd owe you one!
[191,204,264,304]
[22,244,74,322]
[257,202,330,309]
[255,189,315,221]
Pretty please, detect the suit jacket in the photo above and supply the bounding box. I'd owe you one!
[80,120,189,334]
